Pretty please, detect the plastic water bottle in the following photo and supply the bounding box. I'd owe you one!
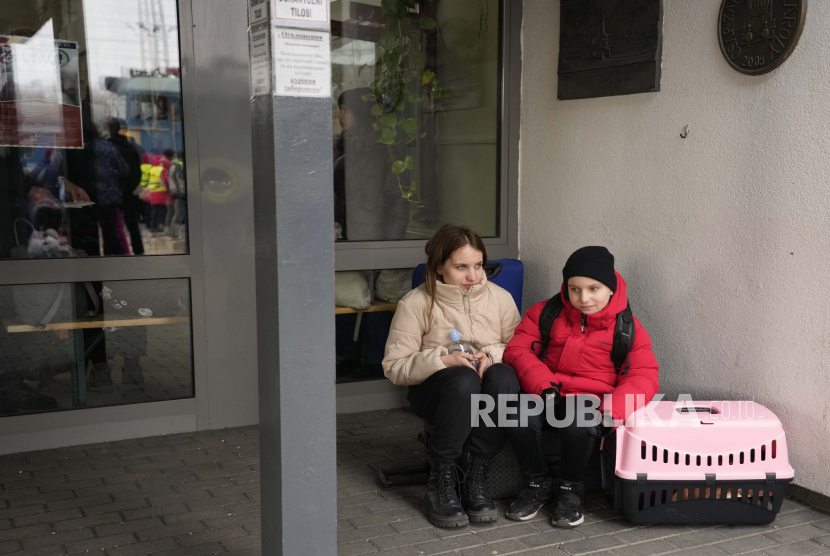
[447,329,479,369]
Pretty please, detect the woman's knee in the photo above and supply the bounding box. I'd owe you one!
[440,366,482,398]
[481,363,520,395]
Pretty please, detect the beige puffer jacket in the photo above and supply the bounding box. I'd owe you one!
[383,276,522,386]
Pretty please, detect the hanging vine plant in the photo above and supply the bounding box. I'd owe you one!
[360,0,457,205]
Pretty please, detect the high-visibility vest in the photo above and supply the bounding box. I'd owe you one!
[140,164,152,189]
[148,165,167,192]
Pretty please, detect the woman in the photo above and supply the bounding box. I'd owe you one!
[504,246,659,527]
[383,225,522,528]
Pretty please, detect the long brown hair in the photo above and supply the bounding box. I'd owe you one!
[424,225,488,317]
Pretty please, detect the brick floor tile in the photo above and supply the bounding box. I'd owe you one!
[767,525,830,545]
[338,524,396,544]
[105,536,179,556]
[177,526,248,547]
[518,528,586,549]
[186,494,249,512]
[458,539,526,555]
[715,533,780,554]
[0,544,67,556]
[371,528,441,550]
[574,518,638,538]
[95,517,164,537]
[609,539,677,556]
[666,528,730,548]
[471,521,541,543]
[338,540,379,555]
[13,509,83,528]
[136,521,207,542]
[66,532,136,553]
[82,498,149,517]
[46,494,112,512]
[612,525,685,544]
[0,524,52,543]
[763,539,830,556]
[220,534,260,551]
[151,540,226,555]
[23,528,95,551]
[52,512,124,533]
[554,534,624,555]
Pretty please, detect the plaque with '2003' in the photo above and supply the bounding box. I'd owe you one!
[718,0,807,75]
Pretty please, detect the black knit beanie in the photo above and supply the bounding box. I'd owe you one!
[562,246,617,292]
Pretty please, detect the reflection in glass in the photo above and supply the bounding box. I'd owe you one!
[0,278,193,417]
[0,0,187,260]
[332,0,500,242]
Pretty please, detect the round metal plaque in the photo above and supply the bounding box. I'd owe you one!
[718,0,807,75]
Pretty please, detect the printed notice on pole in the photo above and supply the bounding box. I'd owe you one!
[272,29,330,98]
[249,23,271,97]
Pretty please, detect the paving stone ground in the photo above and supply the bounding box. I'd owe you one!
[0,408,828,555]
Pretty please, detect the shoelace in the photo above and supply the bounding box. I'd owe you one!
[468,457,491,499]
[438,463,465,505]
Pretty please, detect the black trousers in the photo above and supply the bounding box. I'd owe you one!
[507,396,597,483]
[407,364,520,463]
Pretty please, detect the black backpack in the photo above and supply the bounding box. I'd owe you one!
[530,294,635,375]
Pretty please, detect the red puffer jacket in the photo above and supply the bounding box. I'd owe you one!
[504,271,659,425]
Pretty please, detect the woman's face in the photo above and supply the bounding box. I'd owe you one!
[337,106,355,130]
[439,245,484,292]
[567,276,613,315]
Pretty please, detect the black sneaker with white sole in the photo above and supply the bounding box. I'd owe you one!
[551,478,586,527]
[505,477,554,521]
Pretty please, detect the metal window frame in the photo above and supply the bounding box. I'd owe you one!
[333,0,522,272]
[0,0,208,432]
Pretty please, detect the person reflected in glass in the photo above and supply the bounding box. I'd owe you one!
[64,112,130,257]
[147,154,171,236]
[106,118,144,255]
[168,150,187,240]
[335,88,409,241]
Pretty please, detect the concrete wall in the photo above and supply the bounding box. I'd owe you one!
[519,1,830,496]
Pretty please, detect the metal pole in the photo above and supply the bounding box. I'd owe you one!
[249,6,337,554]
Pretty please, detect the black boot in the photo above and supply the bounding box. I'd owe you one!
[423,454,468,528]
[506,476,554,521]
[551,478,586,527]
[461,454,499,523]
[88,363,113,391]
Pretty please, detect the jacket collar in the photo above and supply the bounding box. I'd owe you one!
[434,275,489,307]
[559,271,628,331]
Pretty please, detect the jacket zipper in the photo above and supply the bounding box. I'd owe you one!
[581,314,587,334]
[463,292,475,345]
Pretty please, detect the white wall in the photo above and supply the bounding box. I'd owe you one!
[520,1,830,496]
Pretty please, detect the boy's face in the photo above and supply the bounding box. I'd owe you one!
[567,276,613,315]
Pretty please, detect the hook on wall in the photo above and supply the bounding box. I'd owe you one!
[680,125,690,139]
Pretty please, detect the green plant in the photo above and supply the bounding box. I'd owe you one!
[361,0,457,205]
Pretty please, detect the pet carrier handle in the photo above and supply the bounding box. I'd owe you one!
[675,407,719,414]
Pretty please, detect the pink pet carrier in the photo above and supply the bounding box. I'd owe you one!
[601,401,794,525]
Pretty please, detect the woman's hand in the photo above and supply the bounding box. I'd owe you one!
[474,352,492,377]
[441,352,477,370]
[63,179,91,203]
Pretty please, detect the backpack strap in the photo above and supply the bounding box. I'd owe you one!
[610,302,635,374]
[532,294,564,361]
